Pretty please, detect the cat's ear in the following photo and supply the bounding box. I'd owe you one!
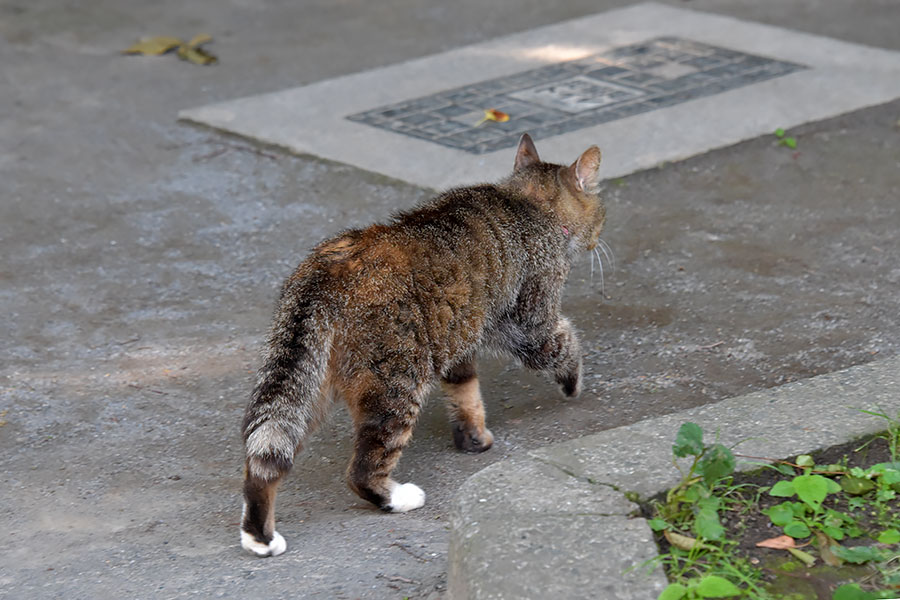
[571,146,602,193]
[514,133,541,171]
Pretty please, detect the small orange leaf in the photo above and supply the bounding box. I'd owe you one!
[756,535,797,549]
[475,108,510,127]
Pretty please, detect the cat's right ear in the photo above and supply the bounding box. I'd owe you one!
[514,133,540,171]
[572,146,602,193]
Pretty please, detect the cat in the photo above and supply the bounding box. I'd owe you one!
[240,133,606,556]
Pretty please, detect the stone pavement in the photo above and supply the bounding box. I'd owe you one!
[2,1,899,599]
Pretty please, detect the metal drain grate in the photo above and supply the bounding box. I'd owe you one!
[347,37,806,155]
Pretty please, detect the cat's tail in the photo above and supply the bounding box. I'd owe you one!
[242,274,335,482]
[239,272,335,556]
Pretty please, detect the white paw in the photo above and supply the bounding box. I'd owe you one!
[241,529,286,557]
[387,482,426,512]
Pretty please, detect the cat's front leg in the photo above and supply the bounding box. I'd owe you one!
[441,357,494,453]
[505,316,583,398]
[551,317,583,398]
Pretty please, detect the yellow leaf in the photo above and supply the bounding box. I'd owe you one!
[186,33,213,47]
[474,108,511,127]
[485,109,509,122]
[815,532,844,567]
[177,44,218,66]
[664,529,713,552]
[122,36,183,56]
[787,547,817,567]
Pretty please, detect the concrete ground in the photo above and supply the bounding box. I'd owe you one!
[1,1,898,599]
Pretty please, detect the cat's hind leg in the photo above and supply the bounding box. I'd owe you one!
[441,357,493,453]
[345,381,426,512]
[240,465,287,557]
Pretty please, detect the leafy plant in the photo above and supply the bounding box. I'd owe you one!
[774,127,797,149]
[648,422,900,600]
[765,470,853,542]
[650,424,761,598]
[856,407,900,462]
[661,423,737,542]
[831,583,883,600]
[762,451,900,574]
[659,575,741,599]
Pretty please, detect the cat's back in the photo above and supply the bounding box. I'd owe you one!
[316,184,539,294]
[302,184,542,364]
[392,184,548,306]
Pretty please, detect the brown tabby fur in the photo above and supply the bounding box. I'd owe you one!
[240,134,606,555]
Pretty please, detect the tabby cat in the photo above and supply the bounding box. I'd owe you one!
[240,134,605,556]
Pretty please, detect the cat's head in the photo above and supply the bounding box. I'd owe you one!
[508,133,606,251]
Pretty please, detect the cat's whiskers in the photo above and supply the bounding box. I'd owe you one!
[585,237,615,297]
[596,237,616,274]
[589,247,595,284]
[593,247,605,296]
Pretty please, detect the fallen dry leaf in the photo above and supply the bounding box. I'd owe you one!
[122,33,218,65]
[815,531,844,567]
[121,36,182,56]
[756,534,817,567]
[787,547,817,567]
[475,108,510,127]
[664,529,712,552]
[756,535,797,550]
[177,44,217,66]
[177,32,218,65]
[186,33,213,47]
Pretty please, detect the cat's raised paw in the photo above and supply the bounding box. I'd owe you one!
[453,423,494,453]
[240,529,287,557]
[560,373,582,398]
[558,360,583,398]
[387,483,426,512]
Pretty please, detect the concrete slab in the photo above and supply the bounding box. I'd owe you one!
[450,456,663,599]
[450,514,664,600]
[448,355,900,599]
[180,2,900,189]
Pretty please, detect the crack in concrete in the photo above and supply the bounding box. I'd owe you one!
[529,456,648,515]
[530,455,621,491]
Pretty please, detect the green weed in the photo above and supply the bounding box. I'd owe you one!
[774,128,797,149]
[648,422,900,599]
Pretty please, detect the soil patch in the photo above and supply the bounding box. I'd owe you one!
[643,434,900,598]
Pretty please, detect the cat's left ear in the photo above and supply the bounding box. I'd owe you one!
[571,146,602,193]
[514,133,541,171]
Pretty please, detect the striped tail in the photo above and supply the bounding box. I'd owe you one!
[243,274,334,480]
[240,273,334,556]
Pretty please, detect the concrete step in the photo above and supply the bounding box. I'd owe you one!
[448,354,900,599]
